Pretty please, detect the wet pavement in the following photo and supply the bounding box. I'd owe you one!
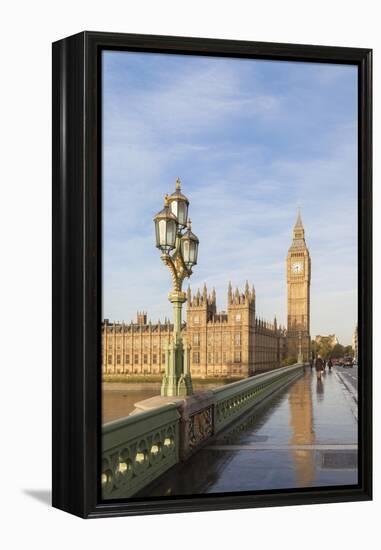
[335,365,358,394]
[142,367,358,497]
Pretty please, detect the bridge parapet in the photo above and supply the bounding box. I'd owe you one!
[102,363,304,499]
[102,404,180,499]
[213,364,304,433]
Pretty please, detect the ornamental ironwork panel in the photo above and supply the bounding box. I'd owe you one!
[188,406,214,450]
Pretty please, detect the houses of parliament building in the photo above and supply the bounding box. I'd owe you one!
[102,212,311,378]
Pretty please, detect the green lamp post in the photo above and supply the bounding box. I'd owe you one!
[153,178,199,397]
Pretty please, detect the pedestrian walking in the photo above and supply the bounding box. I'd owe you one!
[315,354,324,379]
[328,358,333,371]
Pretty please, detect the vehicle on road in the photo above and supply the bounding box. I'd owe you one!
[343,356,353,368]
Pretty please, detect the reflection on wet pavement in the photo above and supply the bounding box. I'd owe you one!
[141,368,358,497]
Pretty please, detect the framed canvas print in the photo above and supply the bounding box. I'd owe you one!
[52,31,372,518]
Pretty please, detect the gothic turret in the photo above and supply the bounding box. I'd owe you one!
[227,281,232,305]
[245,280,250,299]
[211,287,216,303]
[187,283,216,320]
[203,283,207,302]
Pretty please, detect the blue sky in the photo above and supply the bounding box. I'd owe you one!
[102,51,357,345]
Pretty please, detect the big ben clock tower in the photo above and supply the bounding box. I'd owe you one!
[287,209,311,361]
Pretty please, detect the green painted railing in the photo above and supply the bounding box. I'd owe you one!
[101,363,304,498]
[102,404,180,499]
[212,364,304,433]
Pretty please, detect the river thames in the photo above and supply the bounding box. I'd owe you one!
[102,381,225,422]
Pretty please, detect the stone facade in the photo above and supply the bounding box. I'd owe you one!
[102,312,172,377]
[352,325,358,361]
[102,282,287,378]
[185,282,287,377]
[315,335,338,347]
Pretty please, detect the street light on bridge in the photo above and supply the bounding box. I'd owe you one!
[154,177,199,397]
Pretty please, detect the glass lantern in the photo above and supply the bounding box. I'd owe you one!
[180,220,199,269]
[168,177,189,228]
[153,196,178,253]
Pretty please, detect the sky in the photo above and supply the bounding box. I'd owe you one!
[102,51,358,345]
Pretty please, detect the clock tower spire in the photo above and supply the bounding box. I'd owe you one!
[287,209,311,362]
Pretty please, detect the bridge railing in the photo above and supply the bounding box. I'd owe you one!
[212,363,304,433]
[102,403,180,499]
[101,363,304,499]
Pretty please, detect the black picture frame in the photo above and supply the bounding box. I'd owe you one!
[52,31,372,519]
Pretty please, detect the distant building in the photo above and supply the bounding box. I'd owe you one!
[102,282,288,378]
[315,335,339,348]
[352,324,358,361]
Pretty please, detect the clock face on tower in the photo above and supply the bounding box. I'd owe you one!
[291,261,303,274]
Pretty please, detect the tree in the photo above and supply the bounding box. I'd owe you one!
[343,345,354,357]
[282,356,297,367]
[331,343,345,358]
[318,340,334,359]
[311,340,319,359]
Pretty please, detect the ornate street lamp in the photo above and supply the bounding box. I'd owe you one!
[153,195,177,253]
[181,220,199,270]
[168,177,189,228]
[153,178,199,397]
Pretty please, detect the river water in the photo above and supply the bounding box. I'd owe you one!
[102,382,224,423]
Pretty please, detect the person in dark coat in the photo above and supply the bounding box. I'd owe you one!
[315,355,324,379]
[328,358,333,371]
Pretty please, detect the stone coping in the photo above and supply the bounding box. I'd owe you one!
[131,391,215,418]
